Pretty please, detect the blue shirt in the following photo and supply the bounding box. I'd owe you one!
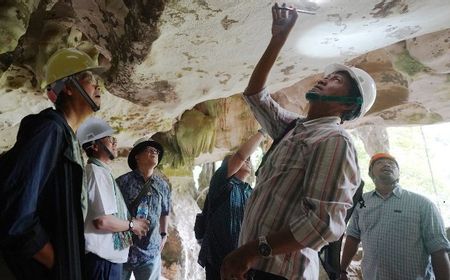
[116,170,171,268]
[198,159,252,269]
[346,185,450,280]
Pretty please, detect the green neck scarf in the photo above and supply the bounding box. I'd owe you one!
[88,157,132,250]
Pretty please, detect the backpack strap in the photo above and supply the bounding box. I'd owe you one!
[128,179,153,214]
[255,118,299,176]
[319,180,365,279]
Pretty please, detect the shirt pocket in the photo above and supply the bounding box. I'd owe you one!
[270,137,308,172]
[387,209,421,242]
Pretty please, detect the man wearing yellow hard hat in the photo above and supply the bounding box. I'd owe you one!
[0,48,104,280]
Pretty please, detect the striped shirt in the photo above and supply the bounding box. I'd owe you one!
[346,185,450,280]
[240,88,360,279]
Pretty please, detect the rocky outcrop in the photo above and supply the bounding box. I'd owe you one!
[1,1,450,278]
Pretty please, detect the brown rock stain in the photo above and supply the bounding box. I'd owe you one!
[371,0,409,18]
[221,15,238,30]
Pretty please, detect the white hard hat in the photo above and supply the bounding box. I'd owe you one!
[324,64,377,119]
[77,117,114,145]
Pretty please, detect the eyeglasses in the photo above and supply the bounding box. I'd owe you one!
[144,146,160,155]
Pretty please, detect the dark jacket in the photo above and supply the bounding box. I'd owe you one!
[0,108,86,280]
[198,159,252,271]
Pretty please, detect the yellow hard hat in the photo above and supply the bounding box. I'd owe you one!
[44,48,104,86]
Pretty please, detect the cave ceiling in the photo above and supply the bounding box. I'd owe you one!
[1,0,449,167]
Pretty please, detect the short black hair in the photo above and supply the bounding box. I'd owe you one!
[82,141,95,157]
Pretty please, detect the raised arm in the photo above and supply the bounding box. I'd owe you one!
[243,3,300,139]
[245,3,298,96]
[226,130,266,178]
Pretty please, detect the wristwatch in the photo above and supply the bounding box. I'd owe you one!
[128,219,134,231]
[160,232,167,238]
[257,236,272,258]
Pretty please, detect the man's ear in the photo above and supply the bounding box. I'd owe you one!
[62,83,74,96]
[91,142,100,152]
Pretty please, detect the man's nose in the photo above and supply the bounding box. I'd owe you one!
[317,79,327,86]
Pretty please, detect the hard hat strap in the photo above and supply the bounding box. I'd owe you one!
[306,92,363,105]
[67,76,100,112]
[98,140,115,160]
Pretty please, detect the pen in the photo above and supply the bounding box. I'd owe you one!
[278,7,316,15]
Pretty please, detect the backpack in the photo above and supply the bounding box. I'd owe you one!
[194,184,231,241]
[194,195,209,240]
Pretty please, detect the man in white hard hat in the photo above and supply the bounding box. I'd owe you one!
[116,138,171,280]
[77,118,150,280]
[0,48,104,280]
[340,153,450,280]
[221,3,377,280]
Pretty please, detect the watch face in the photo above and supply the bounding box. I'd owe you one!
[258,243,272,257]
[129,221,134,229]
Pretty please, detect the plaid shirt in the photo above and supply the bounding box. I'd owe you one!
[346,185,450,280]
[240,88,360,279]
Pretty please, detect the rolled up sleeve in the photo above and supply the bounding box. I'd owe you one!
[345,207,361,240]
[421,200,450,254]
[244,88,300,139]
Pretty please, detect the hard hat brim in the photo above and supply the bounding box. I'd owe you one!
[324,64,359,85]
[324,63,365,118]
[76,117,115,145]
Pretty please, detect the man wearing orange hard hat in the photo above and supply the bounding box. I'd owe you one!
[340,153,450,280]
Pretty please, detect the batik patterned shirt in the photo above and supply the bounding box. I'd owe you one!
[116,170,171,268]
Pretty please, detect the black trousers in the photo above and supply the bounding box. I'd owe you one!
[206,265,288,280]
[2,253,52,280]
[85,252,122,280]
[247,269,287,280]
[205,263,221,280]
